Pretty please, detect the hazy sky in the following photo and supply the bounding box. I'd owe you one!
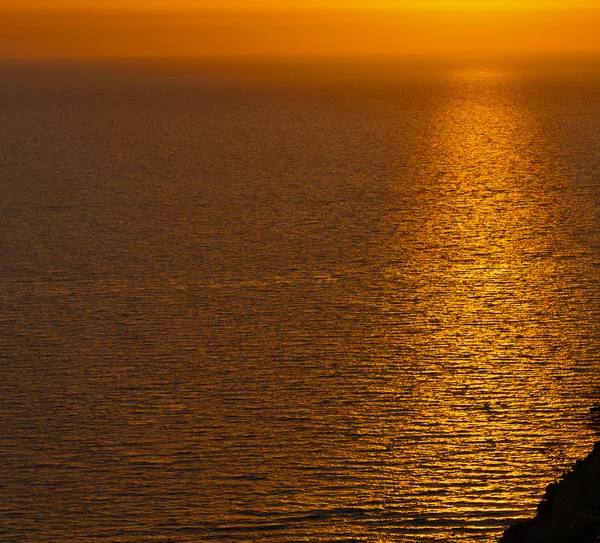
[2,0,600,10]
[1,1,599,58]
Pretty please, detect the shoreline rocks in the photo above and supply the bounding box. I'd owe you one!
[499,441,600,543]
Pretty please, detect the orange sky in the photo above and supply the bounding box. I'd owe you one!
[1,2,599,58]
[2,0,599,10]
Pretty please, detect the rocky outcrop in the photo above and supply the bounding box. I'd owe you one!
[500,442,600,543]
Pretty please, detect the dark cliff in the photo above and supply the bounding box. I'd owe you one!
[500,442,600,543]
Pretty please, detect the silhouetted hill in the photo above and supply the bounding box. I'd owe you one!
[500,442,600,543]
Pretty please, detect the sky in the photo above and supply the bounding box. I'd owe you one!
[2,0,599,10]
[1,1,599,58]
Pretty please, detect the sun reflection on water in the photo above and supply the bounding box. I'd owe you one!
[373,65,600,535]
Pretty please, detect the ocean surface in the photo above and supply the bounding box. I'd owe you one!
[2,56,600,542]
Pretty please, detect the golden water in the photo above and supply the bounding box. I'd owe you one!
[1,57,600,541]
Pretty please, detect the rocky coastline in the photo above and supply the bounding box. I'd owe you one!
[499,441,600,543]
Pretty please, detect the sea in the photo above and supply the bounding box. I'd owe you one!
[2,55,600,542]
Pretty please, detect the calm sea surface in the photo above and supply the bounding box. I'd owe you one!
[2,56,600,542]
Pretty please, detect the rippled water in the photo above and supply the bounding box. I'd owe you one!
[2,57,600,542]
